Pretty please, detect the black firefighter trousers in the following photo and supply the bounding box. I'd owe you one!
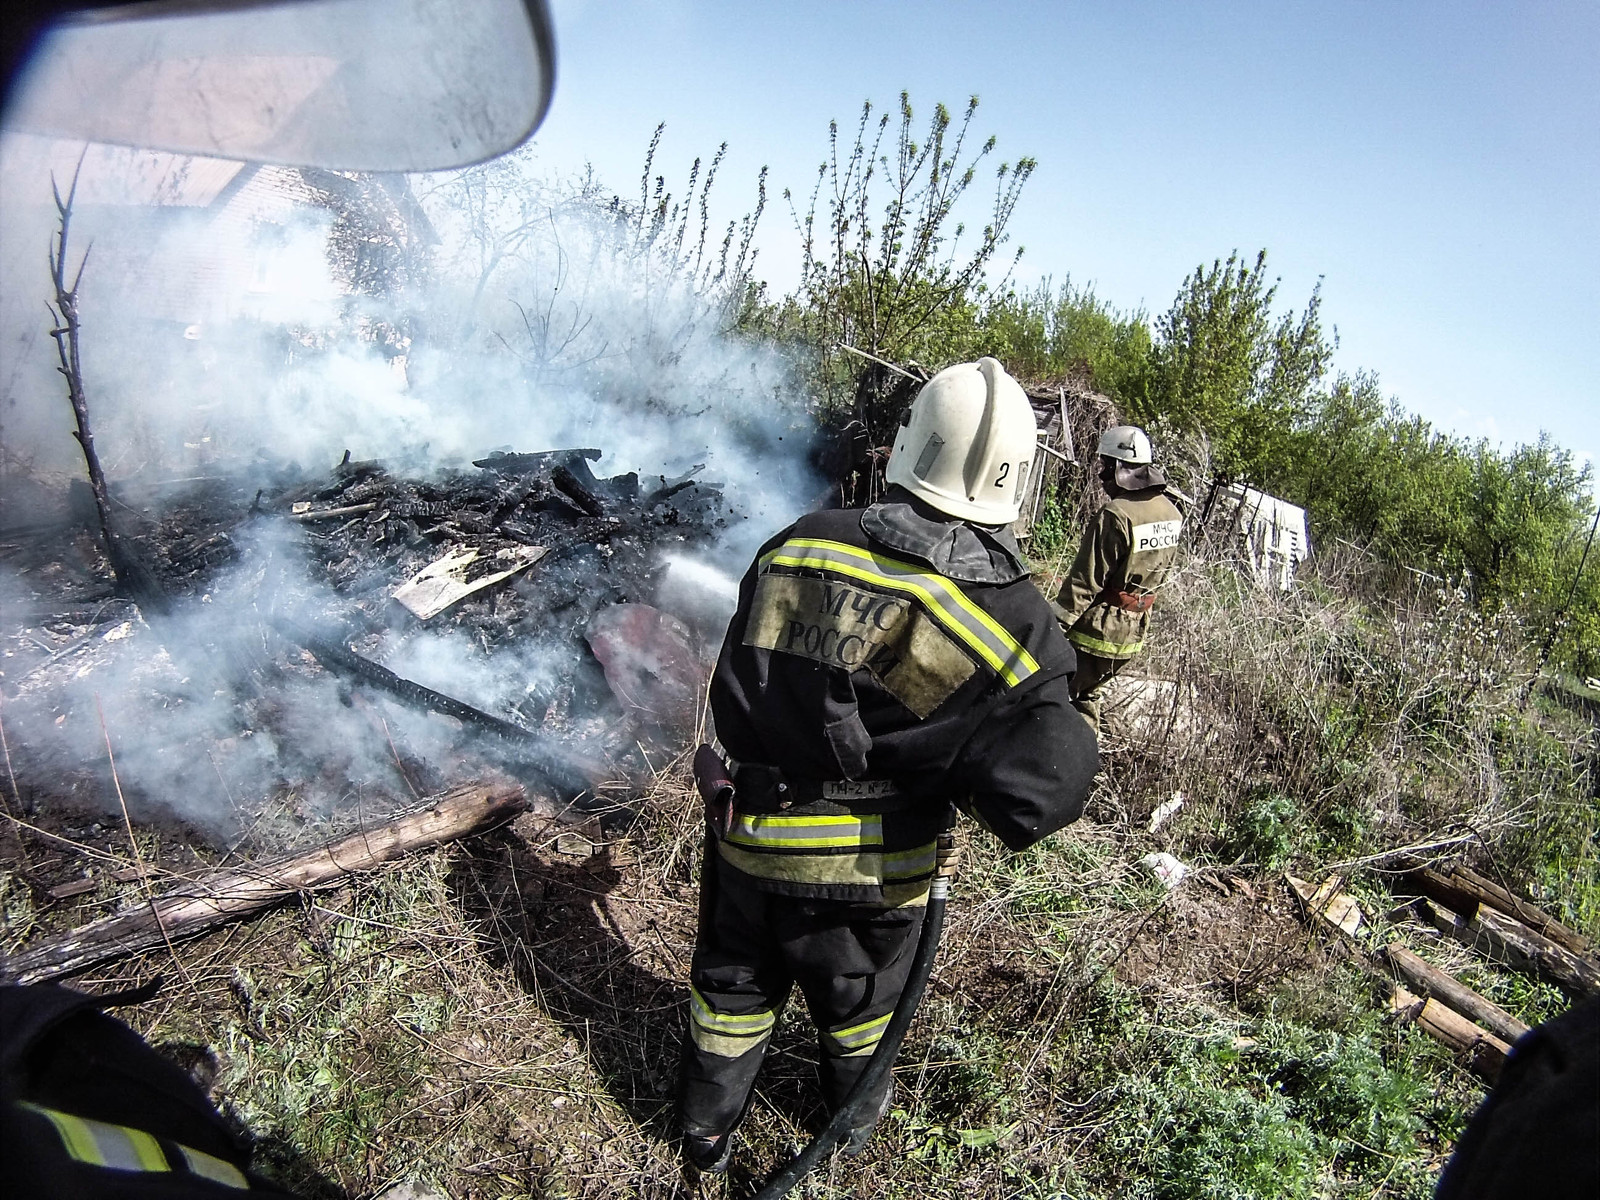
[679,854,926,1138]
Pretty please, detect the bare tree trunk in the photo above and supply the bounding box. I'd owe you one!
[47,161,167,613]
[0,780,527,985]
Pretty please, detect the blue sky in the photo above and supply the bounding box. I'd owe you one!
[523,0,1596,472]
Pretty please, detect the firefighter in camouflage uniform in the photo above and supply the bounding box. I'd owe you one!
[679,358,1099,1173]
[1053,425,1184,733]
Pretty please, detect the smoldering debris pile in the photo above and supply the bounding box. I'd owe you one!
[0,447,737,844]
[268,447,727,651]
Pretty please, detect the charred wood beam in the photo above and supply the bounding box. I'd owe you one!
[273,618,609,791]
[333,450,386,480]
[642,464,705,509]
[550,465,607,518]
[643,479,695,508]
[473,449,601,476]
[0,780,527,985]
[4,597,132,627]
[287,503,380,523]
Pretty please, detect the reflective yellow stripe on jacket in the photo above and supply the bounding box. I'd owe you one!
[760,538,1041,687]
[19,1102,249,1188]
[716,837,939,906]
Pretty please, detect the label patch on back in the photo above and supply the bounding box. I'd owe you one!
[822,779,899,801]
[1131,519,1182,552]
[744,573,977,717]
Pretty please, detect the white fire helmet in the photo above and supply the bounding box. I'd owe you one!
[1097,425,1154,465]
[885,357,1037,525]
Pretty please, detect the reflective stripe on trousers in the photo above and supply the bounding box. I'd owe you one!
[822,1009,893,1057]
[688,985,778,1058]
[1068,629,1143,658]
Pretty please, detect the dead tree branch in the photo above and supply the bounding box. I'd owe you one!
[47,158,167,613]
[0,780,529,985]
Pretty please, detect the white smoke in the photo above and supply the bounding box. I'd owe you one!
[0,135,817,839]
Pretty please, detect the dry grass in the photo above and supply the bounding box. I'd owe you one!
[4,535,1595,1198]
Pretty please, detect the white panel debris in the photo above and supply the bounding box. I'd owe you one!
[1214,484,1311,591]
[393,544,546,620]
[1147,792,1185,834]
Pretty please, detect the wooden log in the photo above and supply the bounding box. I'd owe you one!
[1404,866,1483,921]
[274,617,611,792]
[1390,985,1509,1081]
[1426,900,1600,998]
[1383,943,1530,1044]
[1404,864,1593,960]
[550,464,607,518]
[286,502,379,523]
[0,780,526,985]
[48,867,153,900]
[1451,866,1593,959]
[47,879,99,901]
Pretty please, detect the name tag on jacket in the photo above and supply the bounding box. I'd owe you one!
[1130,519,1182,552]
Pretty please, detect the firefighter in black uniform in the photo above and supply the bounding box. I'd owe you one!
[679,357,1100,1172]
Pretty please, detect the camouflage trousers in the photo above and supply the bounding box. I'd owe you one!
[1069,649,1132,735]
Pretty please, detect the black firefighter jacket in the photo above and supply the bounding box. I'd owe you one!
[709,491,1099,904]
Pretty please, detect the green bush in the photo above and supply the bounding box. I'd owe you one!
[1224,790,1297,869]
[977,278,1154,405]
[1088,1015,1441,1200]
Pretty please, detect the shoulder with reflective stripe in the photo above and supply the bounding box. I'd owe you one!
[18,1102,249,1188]
[759,537,1041,687]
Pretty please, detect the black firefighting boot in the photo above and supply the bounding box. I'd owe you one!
[841,1078,895,1158]
[683,1130,735,1174]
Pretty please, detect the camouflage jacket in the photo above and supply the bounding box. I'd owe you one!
[1055,487,1184,659]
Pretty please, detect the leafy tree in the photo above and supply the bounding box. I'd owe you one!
[1147,249,1333,482]
[1461,437,1590,605]
[760,93,1035,445]
[977,278,1153,404]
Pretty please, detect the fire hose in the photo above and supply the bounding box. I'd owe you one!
[692,746,956,1200]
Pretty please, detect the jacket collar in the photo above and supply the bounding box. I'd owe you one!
[859,488,1030,584]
